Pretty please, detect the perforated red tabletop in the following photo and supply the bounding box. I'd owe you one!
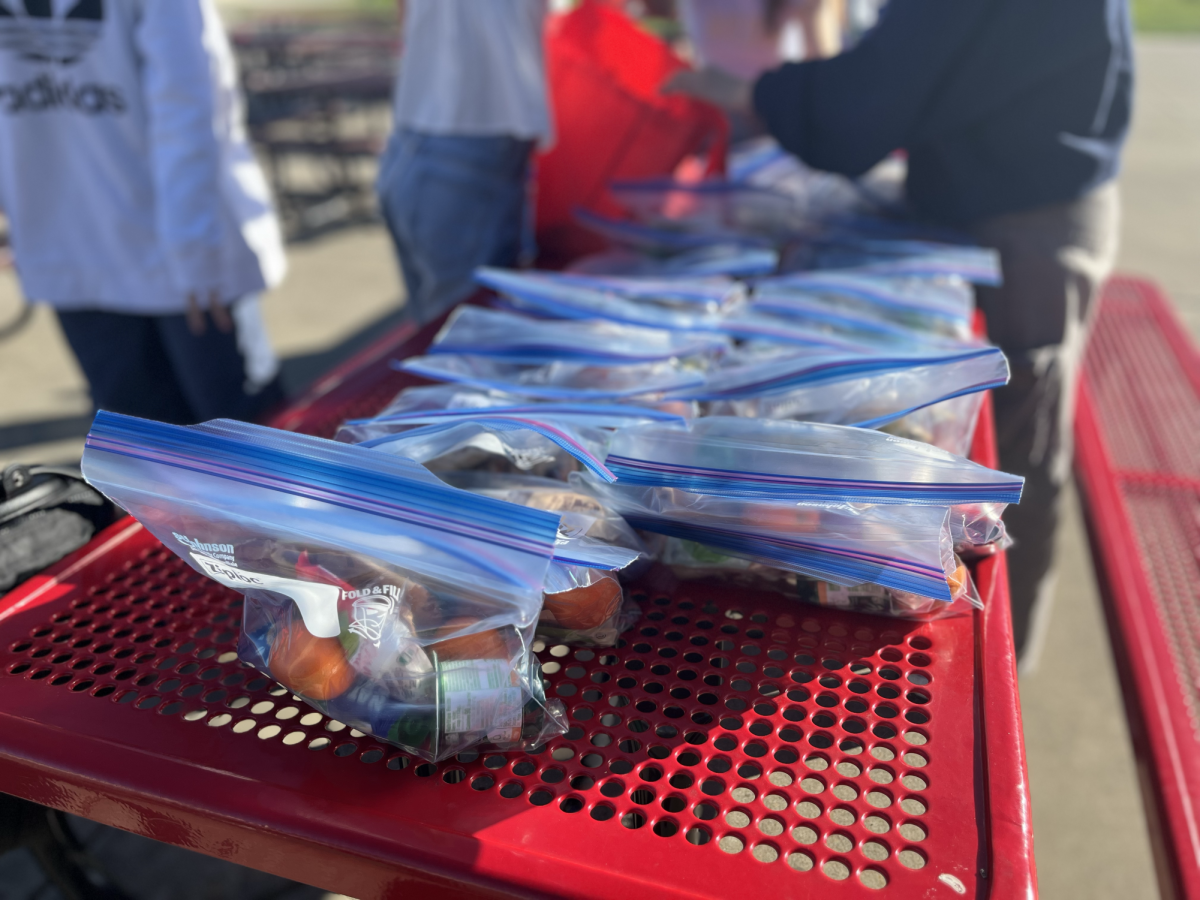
[0,314,1036,899]
[1075,276,1200,900]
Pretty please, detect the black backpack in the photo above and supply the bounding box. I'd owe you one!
[0,463,121,594]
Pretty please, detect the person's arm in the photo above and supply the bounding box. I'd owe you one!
[135,0,232,331]
[753,0,991,176]
[793,0,844,60]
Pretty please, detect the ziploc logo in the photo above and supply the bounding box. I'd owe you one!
[189,552,342,639]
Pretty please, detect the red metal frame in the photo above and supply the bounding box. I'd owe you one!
[1075,275,1200,900]
[0,303,1035,899]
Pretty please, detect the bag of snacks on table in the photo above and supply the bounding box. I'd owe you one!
[476,266,734,331]
[755,270,975,332]
[604,415,1021,505]
[565,243,778,279]
[656,536,980,619]
[335,386,693,446]
[542,271,744,310]
[603,416,1020,560]
[429,306,731,365]
[399,352,706,402]
[609,177,808,241]
[583,477,965,608]
[442,471,649,647]
[695,342,1009,429]
[81,412,568,762]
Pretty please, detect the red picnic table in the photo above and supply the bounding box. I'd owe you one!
[0,308,1036,899]
[1075,275,1200,900]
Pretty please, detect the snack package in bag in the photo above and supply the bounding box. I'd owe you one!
[81,412,568,761]
[880,391,986,457]
[947,503,1011,558]
[442,472,648,647]
[354,416,618,483]
[429,306,731,364]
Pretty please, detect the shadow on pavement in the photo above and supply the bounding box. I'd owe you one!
[0,413,95,452]
[0,304,409,455]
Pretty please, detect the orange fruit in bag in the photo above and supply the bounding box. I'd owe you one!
[430,618,515,661]
[947,563,970,600]
[269,619,356,701]
[542,573,623,630]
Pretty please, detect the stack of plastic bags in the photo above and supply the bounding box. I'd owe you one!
[78,138,1023,762]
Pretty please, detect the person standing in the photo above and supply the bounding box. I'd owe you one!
[378,0,551,326]
[667,0,1132,669]
[0,0,287,425]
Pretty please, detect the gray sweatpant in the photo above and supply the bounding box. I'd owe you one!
[972,181,1120,671]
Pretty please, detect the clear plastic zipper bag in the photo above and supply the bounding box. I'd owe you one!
[603,416,1023,507]
[784,238,1002,286]
[475,266,735,331]
[715,306,982,356]
[657,537,980,619]
[566,244,779,279]
[748,284,975,344]
[546,272,745,310]
[398,352,707,402]
[685,344,1011,429]
[574,207,775,253]
[81,412,568,762]
[429,306,731,365]
[580,477,963,606]
[609,177,808,240]
[754,271,975,331]
[336,385,694,445]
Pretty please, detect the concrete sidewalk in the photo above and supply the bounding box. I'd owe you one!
[0,33,1196,900]
[1019,35,1200,900]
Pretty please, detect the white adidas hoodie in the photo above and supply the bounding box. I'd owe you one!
[0,0,286,314]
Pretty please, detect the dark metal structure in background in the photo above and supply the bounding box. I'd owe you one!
[232,21,399,239]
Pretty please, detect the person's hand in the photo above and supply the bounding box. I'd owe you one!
[185,289,233,336]
[662,67,753,116]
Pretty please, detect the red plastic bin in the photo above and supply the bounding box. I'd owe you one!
[536,0,728,264]
[1074,275,1200,900]
[0,309,1035,899]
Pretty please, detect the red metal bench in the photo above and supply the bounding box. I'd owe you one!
[0,313,1036,899]
[1075,275,1200,900]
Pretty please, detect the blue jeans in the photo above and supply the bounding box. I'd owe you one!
[56,306,283,425]
[377,130,535,325]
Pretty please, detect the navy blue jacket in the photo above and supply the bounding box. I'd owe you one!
[753,0,1133,225]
